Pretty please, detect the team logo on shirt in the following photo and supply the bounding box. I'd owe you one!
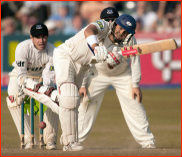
[36,25,42,29]
[16,61,25,67]
[49,66,54,71]
[27,62,44,71]
[95,21,103,29]
[27,66,43,71]
[107,9,113,14]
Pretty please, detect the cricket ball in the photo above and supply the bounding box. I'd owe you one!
[39,121,46,129]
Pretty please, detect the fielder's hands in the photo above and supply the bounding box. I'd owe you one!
[106,47,123,69]
[79,87,87,97]
[16,86,27,105]
[94,46,107,62]
[132,87,142,103]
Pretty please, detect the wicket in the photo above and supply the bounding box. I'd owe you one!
[21,77,44,149]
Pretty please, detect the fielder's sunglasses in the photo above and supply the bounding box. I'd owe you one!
[104,18,115,22]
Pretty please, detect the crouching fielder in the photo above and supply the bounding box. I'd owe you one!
[6,23,59,150]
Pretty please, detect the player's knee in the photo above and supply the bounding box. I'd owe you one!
[58,83,80,109]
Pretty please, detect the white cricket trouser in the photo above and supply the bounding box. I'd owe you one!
[53,47,85,145]
[7,69,58,145]
[78,70,155,147]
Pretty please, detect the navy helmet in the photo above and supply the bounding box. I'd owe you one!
[115,14,136,35]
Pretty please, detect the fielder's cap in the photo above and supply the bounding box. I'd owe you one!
[30,23,48,37]
[100,7,119,19]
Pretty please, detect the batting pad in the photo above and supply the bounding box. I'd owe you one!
[60,107,78,145]
[7,102,38,145]
[58,83,80,145]
[58,83,80,109]
[43,108,59,144]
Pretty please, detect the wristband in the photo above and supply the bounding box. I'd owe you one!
[86,35,99,47]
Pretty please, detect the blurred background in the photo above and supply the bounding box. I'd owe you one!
[1,2,181,155]
[1,1,181,89]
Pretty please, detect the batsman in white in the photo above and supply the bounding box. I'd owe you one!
[6,23,59,150]
[78,9,156,148]
[51,8,125,151]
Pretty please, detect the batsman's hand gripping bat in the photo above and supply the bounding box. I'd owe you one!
[90,38,178,64]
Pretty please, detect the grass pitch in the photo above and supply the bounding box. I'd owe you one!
[1,89,181,156]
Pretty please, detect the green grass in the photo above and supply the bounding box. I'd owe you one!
[1,89,181,156]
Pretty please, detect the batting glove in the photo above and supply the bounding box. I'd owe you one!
[94,46,108,62]
[106,47,123,68]
[123,33,133,47]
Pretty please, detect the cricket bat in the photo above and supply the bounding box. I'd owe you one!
[90,38,177,63]
[120,38,177,58]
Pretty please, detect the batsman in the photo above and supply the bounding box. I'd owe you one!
[6,23,59,149]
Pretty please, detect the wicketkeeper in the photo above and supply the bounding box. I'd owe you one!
[6,23,59,149]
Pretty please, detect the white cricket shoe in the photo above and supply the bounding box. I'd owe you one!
[143,144,156,149]
[63,142,84,151]
[24,142,39,149]
[76,142,82,146]
[24,141,30,149]
[46,141,57,150]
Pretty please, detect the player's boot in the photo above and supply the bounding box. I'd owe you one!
[143,144,156,148]
[76,142,82,146]
[46,141,57,150]
[24,141,39,149]
[63,142,84,151]
[24,141,30,149]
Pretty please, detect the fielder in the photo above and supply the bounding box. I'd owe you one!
[100,7,119,23]
[78,13,156,148]
[6,23,59,150]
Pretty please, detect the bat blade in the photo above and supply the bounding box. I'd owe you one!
[121,38,178,58]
